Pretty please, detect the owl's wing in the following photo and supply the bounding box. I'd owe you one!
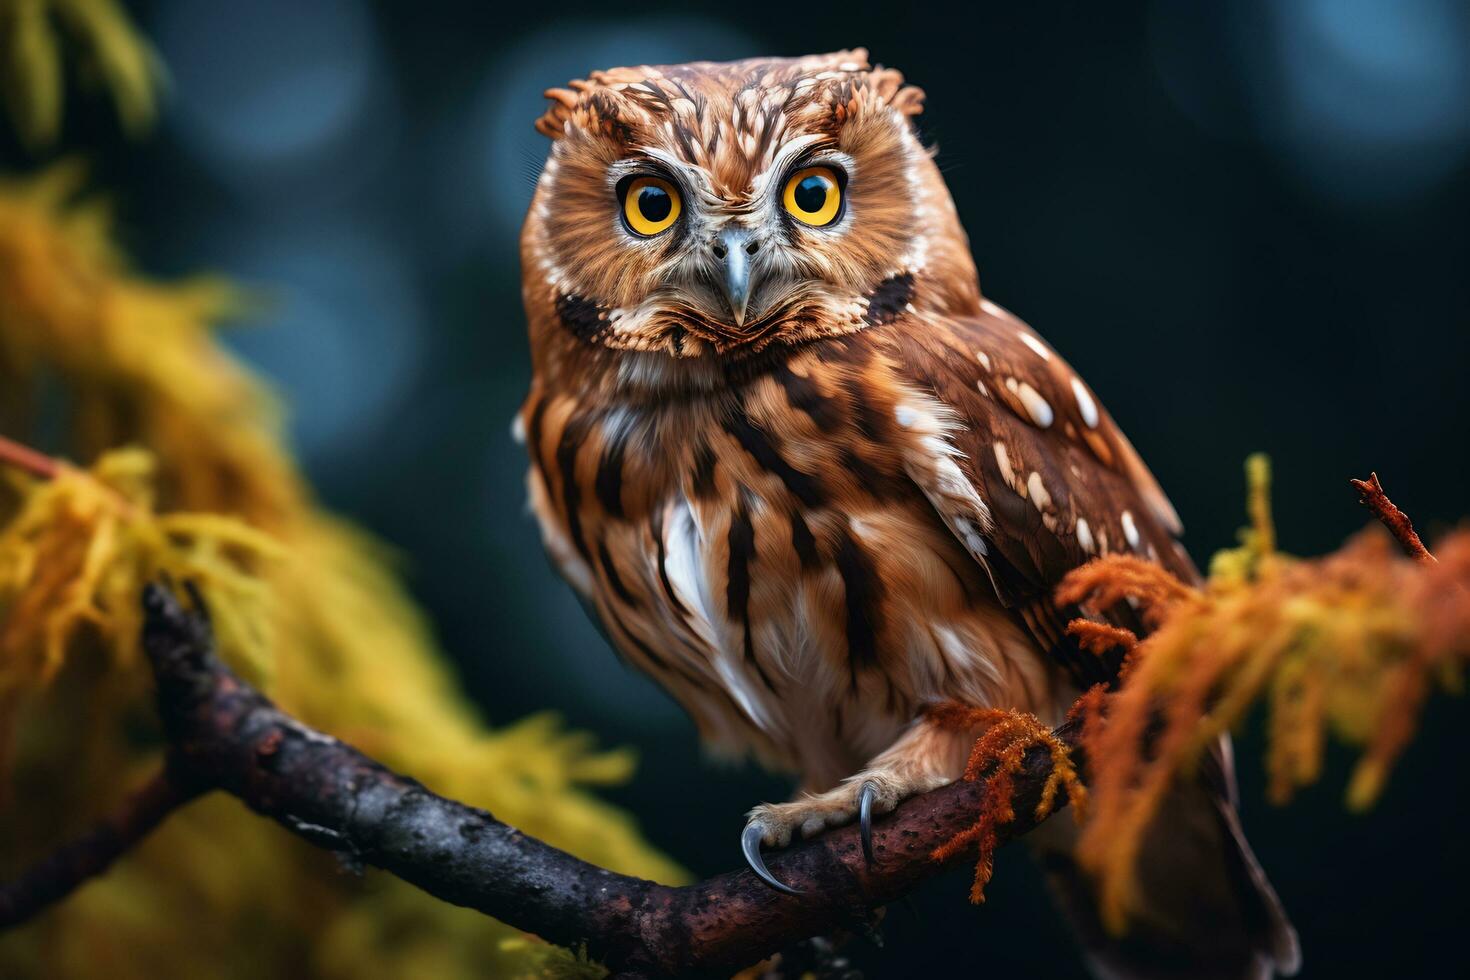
[889,298,1197,686]
[886,302,1299,975]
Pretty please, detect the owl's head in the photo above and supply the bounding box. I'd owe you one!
[522,50,979,370]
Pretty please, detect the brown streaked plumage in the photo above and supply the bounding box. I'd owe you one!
[517,50,1299,979]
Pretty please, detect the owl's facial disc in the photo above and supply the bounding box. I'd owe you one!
[604,155,854,337]
[526,52,974,361]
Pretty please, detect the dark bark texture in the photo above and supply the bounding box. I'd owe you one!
[1,584,1083,978]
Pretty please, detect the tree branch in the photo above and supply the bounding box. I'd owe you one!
[0,769,198,928]
[0,434,60,481]
[0,435,1436,974]
[0,583,1083,977]
[1352,472,1434,563]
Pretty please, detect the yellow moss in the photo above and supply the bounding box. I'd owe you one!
[1062,459,1470,935]
[0,448,281,707]
[1208,452,1279,585]
[0,170,682,978]
[0,0,160,149]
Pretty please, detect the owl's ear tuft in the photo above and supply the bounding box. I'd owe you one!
[534,77,609,139]
[536,77,644,142]
[869,65,925,118]
[535,87,580,138]
[536,65,659,139]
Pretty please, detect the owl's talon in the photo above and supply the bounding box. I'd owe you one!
[742,821,803,895]
[858,780,878,866]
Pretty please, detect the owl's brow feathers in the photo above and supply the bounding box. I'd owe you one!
[535,49,924,191]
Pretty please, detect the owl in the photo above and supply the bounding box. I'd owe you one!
[517,51,1298,979]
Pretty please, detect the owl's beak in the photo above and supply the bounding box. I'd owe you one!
[714,228,758,326]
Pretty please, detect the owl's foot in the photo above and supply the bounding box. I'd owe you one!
[742,768,958,892]
[741,714,978,893]
[742,780,888,895]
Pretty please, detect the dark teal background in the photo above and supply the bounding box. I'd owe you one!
[13,1,1469,975]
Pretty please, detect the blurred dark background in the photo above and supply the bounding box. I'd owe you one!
[15,0,1470,975]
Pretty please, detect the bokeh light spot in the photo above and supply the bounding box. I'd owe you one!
[153,0,389,188]
[214,222,425,465]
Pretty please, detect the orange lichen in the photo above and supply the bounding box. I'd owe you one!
[1056,554,1200,630]
[1066,619,1138,658]
[1059,517,1470,934]
[928,703,1086,903]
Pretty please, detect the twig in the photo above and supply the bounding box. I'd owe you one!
[0,769,198,927]
[1351,472,1435,563]
[0,434,60,481]
[0,583,1084,978]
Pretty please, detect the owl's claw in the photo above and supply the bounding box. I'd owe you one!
[858,780,878,866]
[742,821,803,895]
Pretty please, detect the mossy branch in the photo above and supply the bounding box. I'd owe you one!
[1,436,1465,977]
[3,582,1089,978]
[0,769,196,927]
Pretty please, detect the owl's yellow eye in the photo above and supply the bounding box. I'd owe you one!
[622,176,681,236]
[782,166,843,226]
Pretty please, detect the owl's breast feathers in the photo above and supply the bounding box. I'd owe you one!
[519,300,1192,768]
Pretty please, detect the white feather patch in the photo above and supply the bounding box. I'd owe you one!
[1071,376,1099,429]
[660,496,781,732]
[1018,331,1052,360]
[893,389,999,589]
[1076,517,1096,554]
[662,496,719,644]
[1121,509,1141,550]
